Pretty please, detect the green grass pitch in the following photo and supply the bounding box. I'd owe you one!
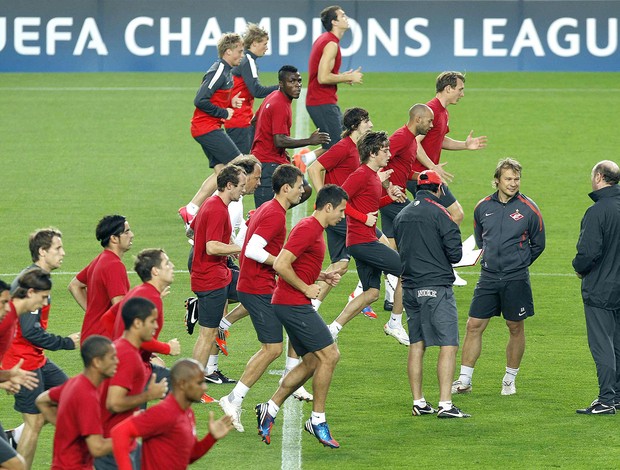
[2,71,620,469]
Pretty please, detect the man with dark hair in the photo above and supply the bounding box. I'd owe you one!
[251,65,330,208]
[35,336,118,469]
[394,170,469,419]
[96,298,168,469]
[573,160,620,415]
[3,228,80,467]
[69,215,133,342]
[256,184,347,449]
[453,158,545,396]
[179,32,245,228]
[111,359,233,470]
[327,131,404,340]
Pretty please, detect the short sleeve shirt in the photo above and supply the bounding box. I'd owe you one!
[318,136,360,186]
[412,97,449,172]
[251,90,292,165]
[382,125,417,192]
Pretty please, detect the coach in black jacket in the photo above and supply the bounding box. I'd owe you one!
[573,160,620,415]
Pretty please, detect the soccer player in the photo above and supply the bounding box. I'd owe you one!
[251,65,329,208]
[573,160,620,415]
[2,228,80,468]
[299,5,363,171]
[111,359,234,470]
[224,23,278,154]
[97,297,168,469]
[35,335,119,469]
[190,165,246,384]
[179,32,245,227]
[394,170,470,419]
[68,214,133,342]
[327,131,404,341]
[452,158,545,396]
[255,185,347,449]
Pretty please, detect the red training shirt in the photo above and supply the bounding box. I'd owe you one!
[412,97,449,173]
[306,32,341,106]
[382,125,418,194]
[317,136,360,186]
[0,302,18,365]
[251,90,292,165]
[342,165,383,246]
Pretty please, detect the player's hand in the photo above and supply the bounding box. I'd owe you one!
[304,284,321,300]
[168,338,181,356]
[226,108,234,120]
[0,381,20,394]
[465,130,488,150]
[346,66,363,85]
[378,168,393,184]
[365,211,378,227]
[431,162,454,184]
[387,185,406,203]
[323,272,341,287]
[146,374,168,400]
[208,411,234,440]
[7,359,39,391]
[308,129,331,146]
[231,92,244,109]
[69,332,80,348]
[160,286,171,298]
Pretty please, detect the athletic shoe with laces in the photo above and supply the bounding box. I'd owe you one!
[576,399,616,415]
[304,418,340,448]
[451,380,472,394]
[412,403,437,416]
[383,322,409,346]
[362,306,377,319]
[216,328,229,356]
[255,403,276,444]
[292,147,309,173]
[437,405,471,419]
[501,380,516,396]
[219,395,244,432]
[205,369,237,384]
[292,386,313,402]
[384,299,394,311]
[200,393,216,404]
[184,297,199,335]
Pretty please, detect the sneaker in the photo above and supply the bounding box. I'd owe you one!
[453,270,467,286]
[412,403,437,416]
[576,400,616,415]
[328,323,339,341]
[304,418,340,448]
[362,306,377,319]
[501,380,516,396]
[178,205,195,227]
[255,403,276,445]
[216,328,229,356]
[4,429,17,450]
[219,395,244,432]
[292,147,310,173]
[437,405,471,419]
[205,369,237,384]
[292,386,313,402]
[184,297,199,335]
[383,322,409,346]
[451,380,472,394]
[384,299,394,311]
[200,393,216,404]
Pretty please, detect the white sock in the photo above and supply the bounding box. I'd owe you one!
[186,202,199,216]
[388,313,402,328]
[267,399,280,417]
[302,150,317,166]
[330,321,343,333]
[12,423,24,443]
[219,318,232,331]
[385,274,397,302]
[284,356,301,375]
[438,400,452,410]
[458,365,474,385]
[503,367,519,384]
[413,398,427,408]
[228,382,250,406]
[311,299,322,311]
[353,281,363,297]
[206,355,218,375]
[311,411,326,425]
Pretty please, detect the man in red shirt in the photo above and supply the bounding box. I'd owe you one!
[251,65,330,208]
[191,165,246,384]
[69,215,133,342]
[35,335,119,469]
[111,358,233,470]
[255,185,347,449]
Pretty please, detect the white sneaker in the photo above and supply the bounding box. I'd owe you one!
[383,323,409,346]
[219,395,244,432]
[328,323,339,341]
[453,270,467,286]
[292,386,313,402]
[451,380,472,394]
[501,380,516,396]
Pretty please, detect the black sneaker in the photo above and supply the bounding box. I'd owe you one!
[437,405,471,419]
[412,403,437,416]
[383,299,394,312]
[205,369,237,384]
[184,297,199,335]
[576,400,616,415]
[4,429,17,450]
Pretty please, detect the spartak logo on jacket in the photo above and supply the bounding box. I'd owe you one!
[510,209,524,221]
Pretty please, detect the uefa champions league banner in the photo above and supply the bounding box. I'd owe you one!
[0,0,618,72]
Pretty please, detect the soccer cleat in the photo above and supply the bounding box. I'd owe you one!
[292,386,314,402]
[501,380,516,396]
[255,403,276,445]
[205,369,237,384]
[304,418,340,448]
[200,393,216,404]
[412,403,437,416]
[437,405,471,419]
[215,328,229,356]
[451,380,472,394]
[383,322,409,346]
[178,205,195,228]
[362,306,378,319]
[4,429,17,450]
[453,270,467,286]
[184,297,199,335]
[219,395,244,432]
[292,147,310,173]
[384,299,394,311]
[576,400,616,415]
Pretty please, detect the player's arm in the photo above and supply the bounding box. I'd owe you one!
[85,435,113,458]
[441,131,488,151]
[245,234,276,266]
[194,75,230,119]
[414,135,453,183]
[440,215,463,264]
[273,249,318,298]
[68,277,87,311]
[318,42,363,85]
[206,241,241,256]
[35,390,58,425]
[111,418,140,470]
[190,412,233,463]
[527,204,546,265]
[307,160,327,191]
[241,61,278,98]
[273,130,330,149]
[0,360,38,391]
[106,374,167,413]
[20,311,78,351]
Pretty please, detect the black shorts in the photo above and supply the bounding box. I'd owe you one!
[380,200,411,238]
[194,270,239,328]
[407,181,457,208]
[0,423,17,465]
[273,304,333,356]
[14,359,67,414]
[194,129,241,168]
[347,241,402,291]
[306,104,342,150]
[326,218,350,263]
[238,291,283,344]
[469,277,534,321]
[254,162,280,208]
[226,126,254,154]
[404,286,459,347]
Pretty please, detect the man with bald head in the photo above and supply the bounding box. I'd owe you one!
[573,160,620,415]
[111,358,234,469]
